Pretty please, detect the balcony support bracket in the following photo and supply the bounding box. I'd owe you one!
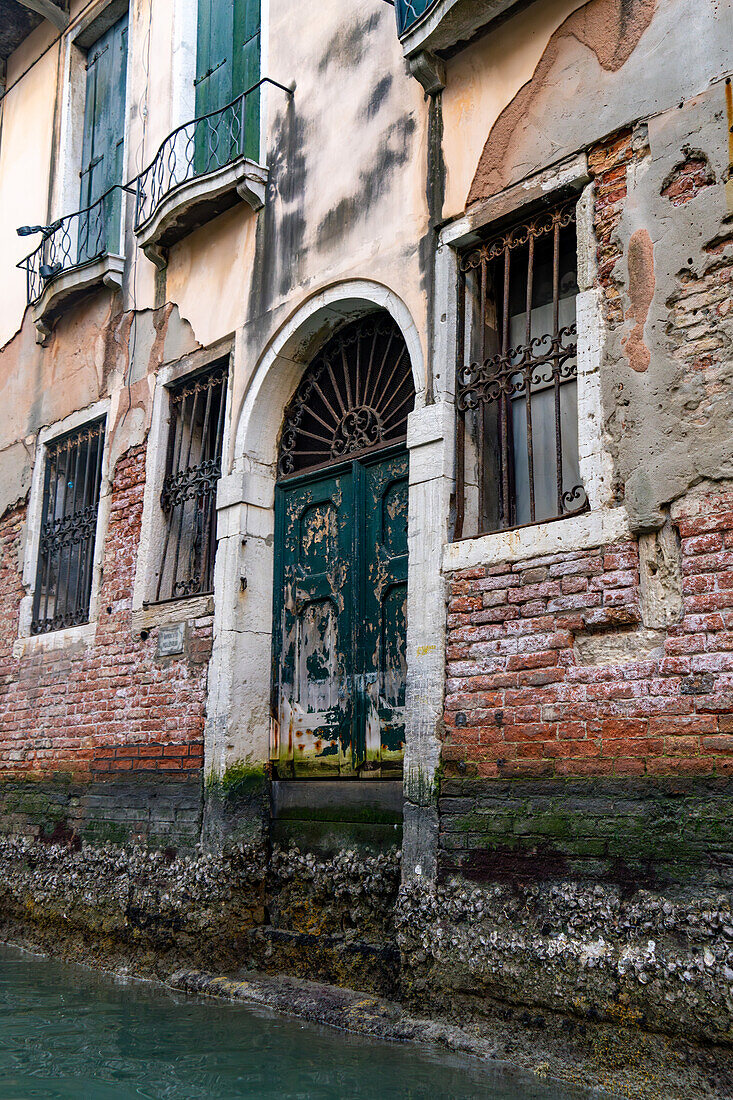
[409,51,446,96]
[15,0,69,30]
[32,254,125,347]
[143,243,168,272]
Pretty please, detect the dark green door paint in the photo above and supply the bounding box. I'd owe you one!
[79,14,128,260]
[194,0,260,173]
[273,450,408,779]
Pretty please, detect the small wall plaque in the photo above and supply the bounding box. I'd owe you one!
[157,623,185,657]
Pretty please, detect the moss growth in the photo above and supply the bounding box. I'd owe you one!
[206,763,267,802]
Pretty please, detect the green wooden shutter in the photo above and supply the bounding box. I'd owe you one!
[234,0,260,160]
[79,15,128,259]
[195,0,260,172]
[195,0,234,118]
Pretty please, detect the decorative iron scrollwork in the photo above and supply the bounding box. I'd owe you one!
[278,315,414,479]
[454,199,588,535]
[156,364,227,602]
[31,419,105,635]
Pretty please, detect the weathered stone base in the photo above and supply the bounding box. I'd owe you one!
[0,776,204,850]
[0,834,400,994]
[1,831,732,1096]
[398,877,733,1048]
[169,968,733,1100]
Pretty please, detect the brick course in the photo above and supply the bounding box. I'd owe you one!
[0,445,209,839]
[443,494,733,781]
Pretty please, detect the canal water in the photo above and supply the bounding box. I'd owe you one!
[0,945,600,1099]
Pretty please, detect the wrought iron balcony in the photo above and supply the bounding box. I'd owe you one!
[132,79,282,268]
[16,186,125,344]
[395,0,439,35]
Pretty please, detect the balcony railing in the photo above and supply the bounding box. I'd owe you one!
[17,186,125,307]
[395,0,439,35]
[134,80,272,232]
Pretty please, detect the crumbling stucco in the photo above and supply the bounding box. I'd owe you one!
[622,227,654,373]
[604,85,733,532]
[466,0,657,205]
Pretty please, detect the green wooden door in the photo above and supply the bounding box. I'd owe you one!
[360,453,409,777]
[194,0,260,173]
[79,14,128,261]
[273,450,408,779]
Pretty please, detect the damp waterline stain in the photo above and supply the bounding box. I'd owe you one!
[0,944,607,1100]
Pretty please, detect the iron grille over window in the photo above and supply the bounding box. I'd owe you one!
[156,364,227,602]
[455,201,587,539]
[32,419,105,635]
[278,315,414,479]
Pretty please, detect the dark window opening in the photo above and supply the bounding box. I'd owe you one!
[155,363,227,602]
[32,419,105,635]
[455,201,587,539]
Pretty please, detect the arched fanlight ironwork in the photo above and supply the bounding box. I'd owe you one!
[277,314,414,479]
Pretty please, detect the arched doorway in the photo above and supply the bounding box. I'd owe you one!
[271,313,416,778]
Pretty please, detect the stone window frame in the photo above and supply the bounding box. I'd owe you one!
[131,336,234,635]
[15,397,112,657]
[436,153,628,573]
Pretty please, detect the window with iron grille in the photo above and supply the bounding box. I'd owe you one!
[455,200,587,539]
[155,363,227,603]
[32,419,105,635]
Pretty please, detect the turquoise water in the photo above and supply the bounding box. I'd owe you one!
[0,945,595,1099]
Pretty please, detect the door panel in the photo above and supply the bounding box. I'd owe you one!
[273,450,409,779]
[361,454,409,777]
[274,475,353,778]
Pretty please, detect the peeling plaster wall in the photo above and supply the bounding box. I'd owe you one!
[439,0,733,533]
[0,44,59,350]
[440,0,586,217]
[450,0,732,213]
[604,87,733,531]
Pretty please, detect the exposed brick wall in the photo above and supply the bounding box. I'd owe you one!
[443,494,733,782]
[665,235,733,377]
[587,128,635,325]
[661,150,715,206]
[0,445,209,842]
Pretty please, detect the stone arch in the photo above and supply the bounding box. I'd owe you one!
[233,280,425,472]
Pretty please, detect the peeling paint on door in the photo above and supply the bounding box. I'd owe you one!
[272,450,408,778]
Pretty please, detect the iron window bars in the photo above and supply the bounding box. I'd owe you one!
[278,315,415,480]
[155,364,228,603]
[455,200,587,539]
[32,419,105,635]
[17,185,126,307]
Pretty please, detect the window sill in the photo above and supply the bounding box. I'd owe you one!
[31,253,125,346]
[442,506,630,574]
[134,154,268,271]
[13,621,97,659]
[131,594,214,635]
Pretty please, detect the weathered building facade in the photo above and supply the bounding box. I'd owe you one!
[1,0,732,1088]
